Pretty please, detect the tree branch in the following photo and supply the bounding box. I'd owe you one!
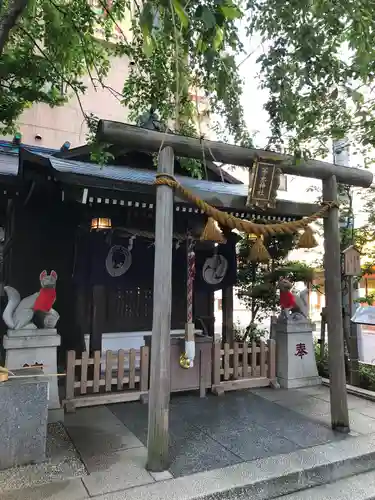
[17,24,88,123]
[0,0,28,56]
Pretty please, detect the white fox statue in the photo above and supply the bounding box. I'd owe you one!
[278,277,309,321]
[3,270,59,330]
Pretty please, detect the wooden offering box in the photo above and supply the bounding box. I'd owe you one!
[144,334,213,397]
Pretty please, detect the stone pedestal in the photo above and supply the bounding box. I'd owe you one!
[3,329,63,421]
[276,318,321,389]
[0,374,48,470]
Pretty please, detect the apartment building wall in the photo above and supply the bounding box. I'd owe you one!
[3,58,212,150]
[3,55,131,150]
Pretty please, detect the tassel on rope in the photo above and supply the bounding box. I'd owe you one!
[0,365,8,382]
[298,225,318,249]
[200,217,226,243]
[249,237,271,262]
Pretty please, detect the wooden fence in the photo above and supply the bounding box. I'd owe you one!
[212,339,276,395]
[63,339,277,409]
[63,346,149,411]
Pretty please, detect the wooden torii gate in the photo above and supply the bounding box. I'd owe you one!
[96,120,373,472]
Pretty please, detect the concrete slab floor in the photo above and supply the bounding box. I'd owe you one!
[81,447,154,497]
[64,406,144,459]
[1,407,170,500]
[109,388,351,477]
[266,386,375,435]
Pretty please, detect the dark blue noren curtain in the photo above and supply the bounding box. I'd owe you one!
[73,233,188,289]
[73,233,155,288]
[195,233,237,291]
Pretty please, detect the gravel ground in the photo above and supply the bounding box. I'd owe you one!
[0,422,87,493]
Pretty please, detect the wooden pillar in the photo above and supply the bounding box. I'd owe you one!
[320,307,326,360]
[91,285,106,352]
[323,175,349,432]
[348,277,360,386]
[222,286,234,344]
[75,287,89,352]
[147,146,174,472]
[317,289,321,309]
[208,291,215,336]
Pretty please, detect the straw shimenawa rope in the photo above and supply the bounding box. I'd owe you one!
[154,173,336,238]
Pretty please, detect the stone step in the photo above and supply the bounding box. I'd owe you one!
[96,433,375,500]
[272,469,375,499]
[196,435,375,500]
[6,432,375,500]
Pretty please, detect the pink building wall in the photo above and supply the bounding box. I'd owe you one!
[3,55,131,150]
[3,52,211,149]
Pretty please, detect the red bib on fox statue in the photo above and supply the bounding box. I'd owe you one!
[32,270,57,329]
[34,287,56,312]
[278,277,308,320]
[279,289,296,310]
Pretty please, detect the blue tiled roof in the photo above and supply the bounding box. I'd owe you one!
[0,150,313,217]
[48,156,248,197]
[0,153,19,176]
[0,142,58,176]
[0,149,249,204]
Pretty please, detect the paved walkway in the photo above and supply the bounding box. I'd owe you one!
[3,384,375,499]
[110,386,347,477]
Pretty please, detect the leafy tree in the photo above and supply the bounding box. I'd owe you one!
[0,0,128,134]
[236,230,315,335]
[346,187,375,305]
[4,0,375,160]
[0,0,252,159]
[246,0,375,159]
[123,0,375,160]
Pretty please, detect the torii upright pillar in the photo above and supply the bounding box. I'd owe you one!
[147,146,174,471]
[323,175,349,432]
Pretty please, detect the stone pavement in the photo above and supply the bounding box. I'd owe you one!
[110,386,347,477]
[3,384,375,499]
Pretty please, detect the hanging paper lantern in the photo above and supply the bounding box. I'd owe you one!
[91,218,112,231]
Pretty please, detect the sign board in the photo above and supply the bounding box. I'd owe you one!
[351,306,375,325]
[246,159,281,209]
[342,245,361,276]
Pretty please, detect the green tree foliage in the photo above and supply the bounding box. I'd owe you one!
[0,0,251,152]
[247,0,375,159]
[119,1,250,145]
[3,0,375,155]
[4,0,375,164]
[236,231,315,328]
[0,0,129,134]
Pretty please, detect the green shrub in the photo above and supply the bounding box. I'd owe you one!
[233,320,268,343]
[358,363,375,391]
[314,339,329,378]
[314,339,375,391]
